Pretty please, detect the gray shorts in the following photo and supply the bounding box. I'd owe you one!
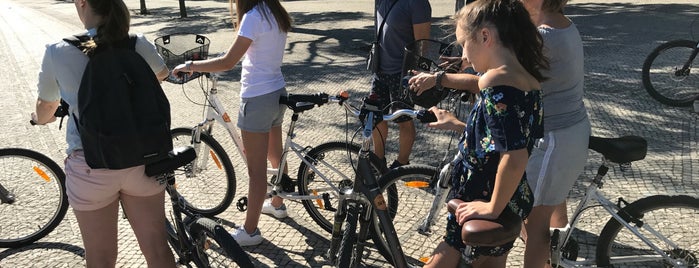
[237,88,287,133]
[526,119,591,206]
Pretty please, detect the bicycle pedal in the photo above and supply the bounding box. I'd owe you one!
[280,174,295,193]
[237,197,248,212]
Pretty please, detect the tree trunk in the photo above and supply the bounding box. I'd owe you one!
[178,0,187,18]
[139,0,148,15]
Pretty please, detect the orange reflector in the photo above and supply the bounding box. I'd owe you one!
[404,181,429,188]
[33,166,51,182]
[204,239,211,250]
[313,189,324,209]
[209,150,222,169]
[419,256,430,263]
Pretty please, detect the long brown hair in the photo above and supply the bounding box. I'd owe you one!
[456,0,549,82]
[230,0,292,33]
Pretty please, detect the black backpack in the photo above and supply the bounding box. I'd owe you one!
[64,34,173,170]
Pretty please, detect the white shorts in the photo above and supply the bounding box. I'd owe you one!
[526,119,591,206]
[64,150,165,211]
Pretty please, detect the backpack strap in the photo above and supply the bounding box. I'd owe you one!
[62,34,91,53]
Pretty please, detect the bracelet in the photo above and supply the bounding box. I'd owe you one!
[435,71,445,90]
[185,60,193,71]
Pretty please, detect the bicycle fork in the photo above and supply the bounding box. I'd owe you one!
[417,153,460,234]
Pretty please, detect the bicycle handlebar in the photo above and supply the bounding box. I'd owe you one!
[279,91,437,123]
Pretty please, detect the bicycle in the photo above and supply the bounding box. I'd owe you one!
[324,94,438,268]
[145,146,254,267]
[156,33,400,234]
[375,135,699,267]
[0,147,68,248]
[641,18,699,108]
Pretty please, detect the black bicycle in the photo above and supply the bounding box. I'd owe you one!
[323,94,438,268]
[145,146,254,267]
[0,148,68,248]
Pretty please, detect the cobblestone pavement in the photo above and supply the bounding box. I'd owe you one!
[0,0,697,267]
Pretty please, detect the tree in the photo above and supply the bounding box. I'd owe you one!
[178,0,188,18]
[139,0,149,15]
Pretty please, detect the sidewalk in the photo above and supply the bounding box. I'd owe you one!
[0,0,697,267]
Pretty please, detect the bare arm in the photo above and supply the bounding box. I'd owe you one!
[413,21,431,41]
[173,36,253,75]
[32,98,59,125]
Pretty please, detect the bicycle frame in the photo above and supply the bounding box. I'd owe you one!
[676,41,698,77]
[184,74,353,203]
[164,175,210,266]
[553,157,689,267]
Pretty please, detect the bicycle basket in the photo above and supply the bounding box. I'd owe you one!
[402,39,462,108]
[155,33,210,84]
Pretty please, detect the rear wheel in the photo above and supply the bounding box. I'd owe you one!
[171,128,236,216]
[596,195,699,267]
[641,40,699,107]
[297,141,397,233]
[0,148,68,248]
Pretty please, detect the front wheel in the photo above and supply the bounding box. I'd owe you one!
[0,148,68,248]
[596,195,699,267]
[189,218,255,267]
[171,127,236,217]
[297,141,396,234]
[336,204,360,268]
[371,165,442,266]
[641,40,699,107]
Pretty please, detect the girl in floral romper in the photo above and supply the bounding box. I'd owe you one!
[417,0,549,267]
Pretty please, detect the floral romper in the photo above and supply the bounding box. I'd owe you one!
[444,85,543,257]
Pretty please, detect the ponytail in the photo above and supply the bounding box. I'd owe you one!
[82,0,130,53]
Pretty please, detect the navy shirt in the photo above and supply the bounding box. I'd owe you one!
[376,0,431,74]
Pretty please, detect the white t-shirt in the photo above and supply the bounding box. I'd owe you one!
[37,32,167,154]
[237,4,287,98]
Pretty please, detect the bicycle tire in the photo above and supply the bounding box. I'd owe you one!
[171,128,236,217]
[189,217,254,268]
[596,195,699,267]
[641,39,699,107]
[296,141,397,234]
[0,148,68,248]
[371,164,442,266]
[337,204,360,268]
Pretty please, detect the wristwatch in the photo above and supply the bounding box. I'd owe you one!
[185,60,193,71]
[435,71,445,90]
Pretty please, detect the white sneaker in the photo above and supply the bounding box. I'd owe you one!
[261,199,288,219]
[230,226,263,246]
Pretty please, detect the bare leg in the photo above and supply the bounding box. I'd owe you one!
[523,204,557,268]
[472,252,509,268]
[121,191,176,268]
[396,120,415,165]
[423,242,461,268]
[73,200,119,268]
[372,121,389,161]
[241,130,271,233]
[267,125,286,207]
[550,202,569,228]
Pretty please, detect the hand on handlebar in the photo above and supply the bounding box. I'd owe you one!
[426,107,466,132]
[172,62,194,80]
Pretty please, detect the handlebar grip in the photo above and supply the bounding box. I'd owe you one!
[417,110,437,123]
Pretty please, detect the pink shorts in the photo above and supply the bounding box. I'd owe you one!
[64,150,165,211]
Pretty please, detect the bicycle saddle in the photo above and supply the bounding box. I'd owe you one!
[448,199,522,247]
[588,136,647,164]
[279,93,329,113]
[145,146,196,177]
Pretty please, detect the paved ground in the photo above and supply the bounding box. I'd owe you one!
[0,0,697,267]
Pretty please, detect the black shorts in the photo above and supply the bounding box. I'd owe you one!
[370,73,414,123]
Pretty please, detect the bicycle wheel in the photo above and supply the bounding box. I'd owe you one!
[371,165,442,266]
[297,141,397,234]
[0,148,68,248]
[596,195,699,267]
[171,128,236,217]
[641,40,699,107]
[337,204,360,268]
[189,217,254,268]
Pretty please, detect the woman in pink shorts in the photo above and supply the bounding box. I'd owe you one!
[31,0,173,267]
